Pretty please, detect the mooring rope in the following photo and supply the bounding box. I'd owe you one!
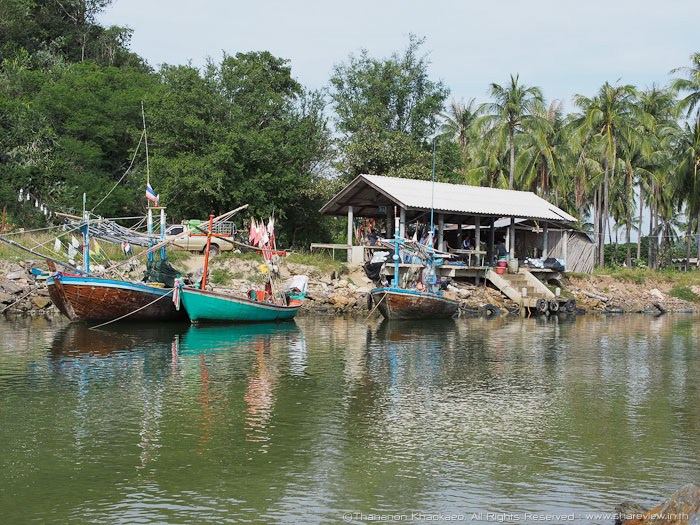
[365,291,387,319]
[0,288,35,314]
[88,288,174,330]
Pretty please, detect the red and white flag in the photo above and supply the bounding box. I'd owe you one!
[249,218,256,245]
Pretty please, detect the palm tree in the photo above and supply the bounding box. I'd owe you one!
[670,52,700,123]
[636,86,678,267]
[441,98,480,176]
[673,121,700,269]
[517,100,571,202]
[482,74,546,190]
[573,82,639,268]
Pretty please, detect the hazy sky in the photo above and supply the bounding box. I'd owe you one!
[100,0,699,112]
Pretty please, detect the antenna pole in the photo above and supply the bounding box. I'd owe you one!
[430,139,436,241]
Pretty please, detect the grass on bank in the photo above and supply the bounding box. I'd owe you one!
[669,285,700,302]
[220,250,347,273]
[567,266,700,287]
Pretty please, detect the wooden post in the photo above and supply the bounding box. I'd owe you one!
[1,206,5,234]
[201,214,214,290]
[562,229,568,269]
[457,222,463,247]
[475,216,481,251]
[438,213,444,251]
[543,223,549,259]
[488,220,495,264]
[399,207,406,238]
[347,205,353,263]
[505,223,510,255]
[509,218,515,258]
[386,206,391,240]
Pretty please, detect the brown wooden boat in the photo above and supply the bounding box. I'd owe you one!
[48,273,187,322]
[369,287,460,320]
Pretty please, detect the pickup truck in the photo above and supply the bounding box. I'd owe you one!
[165,220,237,255]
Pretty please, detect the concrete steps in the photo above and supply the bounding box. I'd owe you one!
[485,269,555,307]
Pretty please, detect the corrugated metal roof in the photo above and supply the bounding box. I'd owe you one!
[321,174,577,222]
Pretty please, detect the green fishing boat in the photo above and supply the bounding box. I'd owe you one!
[176,213,307,324]
[179,285,305,324]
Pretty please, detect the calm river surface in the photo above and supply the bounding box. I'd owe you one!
[1,314,698,523]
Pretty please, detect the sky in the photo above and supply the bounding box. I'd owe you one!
[100,0,700,112]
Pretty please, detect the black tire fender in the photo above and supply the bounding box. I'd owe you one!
[536,298,548,313]
[548,300,560,313]
[482,304,501,317]
[564,298,576,312]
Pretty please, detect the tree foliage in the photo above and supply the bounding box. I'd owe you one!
[330,35,450,181]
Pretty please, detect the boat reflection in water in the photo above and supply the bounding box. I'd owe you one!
[48,320,305,462]
[176,322,304,455]
[50,322,188,359]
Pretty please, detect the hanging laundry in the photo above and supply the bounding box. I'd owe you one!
[71,236,80,249]
[68,245,78,260]
[53,238,62,254]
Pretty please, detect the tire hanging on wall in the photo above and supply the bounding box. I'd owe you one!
[548,300,560,313]
[536,298,548,313]
[564,298,576,313]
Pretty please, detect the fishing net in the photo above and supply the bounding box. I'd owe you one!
[143,258,181,288]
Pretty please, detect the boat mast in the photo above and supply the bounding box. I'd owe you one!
[142,102,155,263]
[160,207,166,259]
[430,140,436,245]
[82,192,89,274]
[201,214,214,290]
[393,205,400,287]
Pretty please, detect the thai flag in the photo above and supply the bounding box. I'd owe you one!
[146,183,159,203]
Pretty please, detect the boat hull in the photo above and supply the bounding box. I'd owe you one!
[370,288,460,320]
[47,274,186,322]
[180,287,301,323]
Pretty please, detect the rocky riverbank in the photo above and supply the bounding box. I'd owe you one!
[615,483,700,525]
[2,256,700,317]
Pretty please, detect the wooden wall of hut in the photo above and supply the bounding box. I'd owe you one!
[514,229,595,274]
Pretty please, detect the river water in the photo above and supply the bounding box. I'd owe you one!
[0,314,698,523]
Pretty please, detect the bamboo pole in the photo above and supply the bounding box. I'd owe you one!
[201,215,214,290]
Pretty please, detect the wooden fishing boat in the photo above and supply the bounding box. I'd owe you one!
[179,287,303,324]
[369,287,460,320]
[47,273,187,322]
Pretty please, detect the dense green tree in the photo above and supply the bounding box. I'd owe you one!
[330,35,450,181]
[146,52,333,246]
